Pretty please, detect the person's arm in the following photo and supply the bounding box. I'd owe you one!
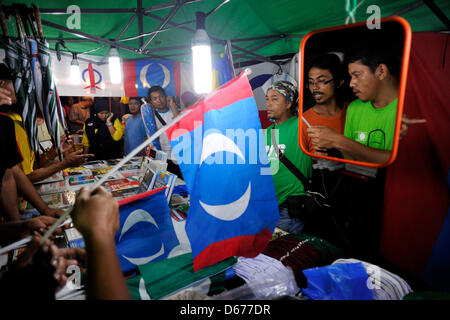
[27,150,93,183]
[71,187,131,300]
[0,216,58,245]
[400,114,426,139]
[167,96,180,117]
[307,126,391,164]
[1,165,63,220]
[107,116,124,141]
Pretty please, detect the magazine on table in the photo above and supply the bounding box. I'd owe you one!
[102,178,141,198]
[67,174,95,186]
[153,170,177,202]
[36,180,67,195]
[141,156,168,175]
[63,167,88,175]
[83,160,107,169]
[64,228,85,249]
[138,164,157,193]
[33,171,64,185]
[119,163,143,178]
[20,191,76,217]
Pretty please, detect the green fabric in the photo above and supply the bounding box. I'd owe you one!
[128,252,236,300]
[265,116,312,205]
[403,291,450,300]
[287,233,345,261]
[2,1,450,62]
[344,98,398,150]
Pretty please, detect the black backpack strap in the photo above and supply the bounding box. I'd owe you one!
[154,110,167,126]
[270,125,311,189]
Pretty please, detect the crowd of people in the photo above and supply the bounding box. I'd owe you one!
[0,65,180,298]
[0,40,425,300]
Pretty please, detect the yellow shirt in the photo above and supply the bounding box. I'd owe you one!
[7,111,35,175]
[82,118,124,147]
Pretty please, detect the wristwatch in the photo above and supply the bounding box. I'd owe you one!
[106,122,113,127]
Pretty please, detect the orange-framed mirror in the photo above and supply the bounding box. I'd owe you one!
[298,16,412,169]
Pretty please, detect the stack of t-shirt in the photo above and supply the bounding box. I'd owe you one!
[261,234,344,288]
[332,258,412,300]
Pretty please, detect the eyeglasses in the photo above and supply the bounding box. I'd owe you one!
[307,78,334,88]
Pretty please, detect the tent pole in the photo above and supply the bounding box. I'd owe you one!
[117,14,137,41]
[143,11,279,66]
[140,0,186,52]
[422,0,450,30]
[392,0,424,16]
[40,19,166,59]
[143,0,202,13]
[137,0,144,48]
[39,8,135,14]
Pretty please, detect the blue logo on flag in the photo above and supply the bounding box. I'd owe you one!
[115,189,180,274]
[135,60,176,97]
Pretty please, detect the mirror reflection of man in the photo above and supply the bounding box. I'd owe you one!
[307,46,400,164]
[303,53,347,157]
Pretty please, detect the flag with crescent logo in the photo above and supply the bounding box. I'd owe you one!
[167,72,279,272]
[123,59,180,98]
[115,187,183,274]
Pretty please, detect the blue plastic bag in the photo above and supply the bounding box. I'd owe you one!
[302,262,374,300]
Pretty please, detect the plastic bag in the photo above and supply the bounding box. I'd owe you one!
[302,262,374,300]
[210,266,300,300]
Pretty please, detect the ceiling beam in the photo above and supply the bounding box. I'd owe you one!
[422,0,450,30]
[39,8,135,14]
[143,0,202,13]
[140,0,185,52]
[392,0,424,16]
[137,0,144,48]
[143,11,279,65]
[40,19,166,59]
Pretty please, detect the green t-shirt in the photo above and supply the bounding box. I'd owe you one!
[265,116,312,205]
[344,98,398,150]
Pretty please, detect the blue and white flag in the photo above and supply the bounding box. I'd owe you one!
[115,188,182,274]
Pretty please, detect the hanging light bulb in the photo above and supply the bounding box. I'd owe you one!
[70,53,81,85]
[108,46,122,84]
[192,12,212,94]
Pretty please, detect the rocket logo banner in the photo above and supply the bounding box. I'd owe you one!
[115,187,181,274]
[167,72,279,271]
[123,59,180,97]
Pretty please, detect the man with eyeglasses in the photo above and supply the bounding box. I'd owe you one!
[303,53,347,157]
[307,46,400,164]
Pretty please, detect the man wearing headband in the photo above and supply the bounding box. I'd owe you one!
[264,80,312,234]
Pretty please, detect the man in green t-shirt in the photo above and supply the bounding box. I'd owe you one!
[307,47,400,164]
[264,81,312,233]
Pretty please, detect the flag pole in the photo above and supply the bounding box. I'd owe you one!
[39,108,192,245]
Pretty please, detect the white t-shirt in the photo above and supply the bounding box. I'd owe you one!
[155,108,176,161]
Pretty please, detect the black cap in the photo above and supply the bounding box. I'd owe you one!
[93,100,109,114]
